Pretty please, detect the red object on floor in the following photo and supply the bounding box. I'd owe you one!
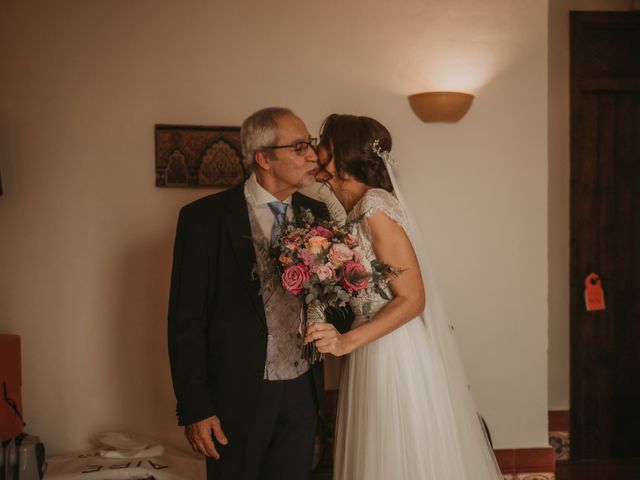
[0,334,23,440]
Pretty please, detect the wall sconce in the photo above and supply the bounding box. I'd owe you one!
[408,92,475,123]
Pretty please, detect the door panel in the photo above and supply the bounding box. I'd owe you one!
[570,12,640,461]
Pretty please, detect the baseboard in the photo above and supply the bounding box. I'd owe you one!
[494,447,556,480]
[548,410,570,462]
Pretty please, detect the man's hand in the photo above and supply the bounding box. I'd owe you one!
[184,415,228,459]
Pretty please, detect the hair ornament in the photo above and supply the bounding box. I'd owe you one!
[371,139,397,167]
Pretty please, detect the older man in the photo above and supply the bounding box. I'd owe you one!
[168,107,333,479]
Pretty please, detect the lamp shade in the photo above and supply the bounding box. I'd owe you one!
[408,91,474,123]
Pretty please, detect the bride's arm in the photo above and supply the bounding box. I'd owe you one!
[305,210,425,356]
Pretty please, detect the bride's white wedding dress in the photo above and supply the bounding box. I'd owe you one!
[333,188,502,480]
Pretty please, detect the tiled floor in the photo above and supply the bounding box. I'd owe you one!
[313,459,640,480]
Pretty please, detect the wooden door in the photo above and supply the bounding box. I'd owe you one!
[570,12,640,461]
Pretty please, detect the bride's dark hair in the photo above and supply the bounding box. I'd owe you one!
[318,114,393,192]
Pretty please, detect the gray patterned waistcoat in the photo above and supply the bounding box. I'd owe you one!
[247,206,310,380]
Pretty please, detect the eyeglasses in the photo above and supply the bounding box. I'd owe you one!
[267,137,317,155]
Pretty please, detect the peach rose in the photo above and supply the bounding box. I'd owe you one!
[279,253,294,265]
[307,236,329,255]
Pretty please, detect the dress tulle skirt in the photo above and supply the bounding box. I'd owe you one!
[332,317,502,480]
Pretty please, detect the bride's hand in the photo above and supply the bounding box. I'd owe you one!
[304,322,353,357]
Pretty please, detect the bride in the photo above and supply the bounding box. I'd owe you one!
[304,114,503,480]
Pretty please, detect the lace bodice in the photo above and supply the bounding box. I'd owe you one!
[348,189,409,325]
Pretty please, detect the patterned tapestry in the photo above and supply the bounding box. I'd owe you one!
[155,125,246,188]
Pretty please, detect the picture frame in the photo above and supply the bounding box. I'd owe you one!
[155,125,246,188]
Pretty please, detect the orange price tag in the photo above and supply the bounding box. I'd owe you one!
[584,273,606,311]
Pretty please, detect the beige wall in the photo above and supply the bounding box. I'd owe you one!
[547,0,632,411]
[0,0,549,454]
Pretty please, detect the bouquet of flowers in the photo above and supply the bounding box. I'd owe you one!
[263,208,399,363]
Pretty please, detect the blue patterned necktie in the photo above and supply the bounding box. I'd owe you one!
[268,201,288,245]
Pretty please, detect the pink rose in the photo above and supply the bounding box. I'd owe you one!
[297,248,315,267]
[327,243,353,267]
[310,225,334,238]
[312,263,335,281]
[282,264,311,296]
[307,235,329,254]
[342,261,369,293]
[352,246,364,263]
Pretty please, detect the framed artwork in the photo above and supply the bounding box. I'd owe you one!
[155,125,247,188]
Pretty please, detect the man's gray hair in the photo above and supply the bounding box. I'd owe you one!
[241,107,293,170]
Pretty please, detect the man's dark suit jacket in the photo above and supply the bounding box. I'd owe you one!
[168,182,348,438]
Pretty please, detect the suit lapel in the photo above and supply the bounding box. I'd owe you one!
[292,192,328,221]
[225,183,267,325]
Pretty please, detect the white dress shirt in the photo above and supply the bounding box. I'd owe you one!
[244,172,293,239]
